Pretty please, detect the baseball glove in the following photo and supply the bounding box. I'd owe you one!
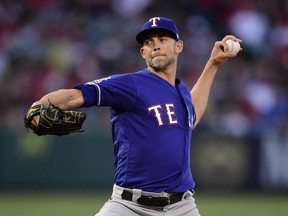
[24,102,86,136]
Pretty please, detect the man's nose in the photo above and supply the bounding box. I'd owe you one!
[152,39,161,51]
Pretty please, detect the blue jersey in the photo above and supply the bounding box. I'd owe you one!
[74,69,196,193]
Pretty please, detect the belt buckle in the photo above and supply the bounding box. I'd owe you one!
[157,196,170,206]
[137,195,170,207]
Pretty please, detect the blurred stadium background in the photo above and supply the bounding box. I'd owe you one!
[0,0,288,215]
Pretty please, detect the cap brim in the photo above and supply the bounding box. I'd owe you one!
[136,28,179,44]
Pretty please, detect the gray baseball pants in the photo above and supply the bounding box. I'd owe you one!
[95,184,201,216]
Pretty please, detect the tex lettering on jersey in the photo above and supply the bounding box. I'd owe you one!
[147,104,178,126]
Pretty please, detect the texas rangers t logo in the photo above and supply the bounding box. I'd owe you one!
[149,17,161,27]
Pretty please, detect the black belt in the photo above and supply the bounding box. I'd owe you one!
[121,189,184,207]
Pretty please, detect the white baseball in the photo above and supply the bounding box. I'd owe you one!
[226,39,241,53]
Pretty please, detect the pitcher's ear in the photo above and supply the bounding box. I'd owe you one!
[140,47,145,59]
[176,40,184,53]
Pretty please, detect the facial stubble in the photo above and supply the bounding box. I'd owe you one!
[147,56,175,72]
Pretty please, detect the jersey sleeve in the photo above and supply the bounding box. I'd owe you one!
[74,74,137,111]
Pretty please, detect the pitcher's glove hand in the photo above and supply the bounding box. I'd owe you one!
[24,103,86,136]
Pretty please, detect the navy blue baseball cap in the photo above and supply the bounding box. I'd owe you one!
[136,17,180,44]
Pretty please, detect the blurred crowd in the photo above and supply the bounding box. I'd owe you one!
[0,0,288,189]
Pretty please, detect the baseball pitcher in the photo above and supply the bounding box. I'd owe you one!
[24,17,241,215]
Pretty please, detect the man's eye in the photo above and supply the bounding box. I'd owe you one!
[144,40,152,45]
